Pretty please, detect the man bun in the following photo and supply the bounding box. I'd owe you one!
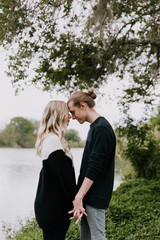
[87,88,97,100]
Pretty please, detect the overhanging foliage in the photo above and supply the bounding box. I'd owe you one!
[0,0,160,105]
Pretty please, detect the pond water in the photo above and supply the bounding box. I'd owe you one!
[0,148,122,240]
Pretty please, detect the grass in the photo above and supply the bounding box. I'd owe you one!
[105,178,160,239]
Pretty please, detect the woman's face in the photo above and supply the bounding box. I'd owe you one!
[65,112,71,126]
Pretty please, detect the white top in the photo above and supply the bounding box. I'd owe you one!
[41,133,73,160]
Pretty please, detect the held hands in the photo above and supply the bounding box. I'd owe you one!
[69,177,93,224]
[68,197,87,224]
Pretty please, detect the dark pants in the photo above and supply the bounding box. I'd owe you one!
[43,224,69,240]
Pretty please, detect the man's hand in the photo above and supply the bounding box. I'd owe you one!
[68,197,87,224]
[68,177,93,224]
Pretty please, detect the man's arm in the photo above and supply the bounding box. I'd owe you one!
[69,177,93,223]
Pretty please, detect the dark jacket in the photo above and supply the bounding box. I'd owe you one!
[78,117,116,209]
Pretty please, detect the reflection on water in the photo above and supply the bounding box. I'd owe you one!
[0,148,40,240]
[0,148,122,240]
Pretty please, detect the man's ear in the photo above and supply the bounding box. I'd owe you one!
[80,102,87,109]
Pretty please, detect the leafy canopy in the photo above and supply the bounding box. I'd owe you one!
[0,0,160,105]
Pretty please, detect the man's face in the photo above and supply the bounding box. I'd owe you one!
[68,101,87,124]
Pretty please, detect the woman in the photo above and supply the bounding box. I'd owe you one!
[34,100,77,240]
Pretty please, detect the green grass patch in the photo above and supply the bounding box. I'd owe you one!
[3,179,160,239]
[106,178,160,240]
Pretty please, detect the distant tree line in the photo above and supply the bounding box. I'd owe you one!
[0,117,84,148]
[64,129,85,148]
[0,117,37,148]
[1,106,159,180]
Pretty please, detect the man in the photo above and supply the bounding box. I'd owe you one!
[68,89,116,240]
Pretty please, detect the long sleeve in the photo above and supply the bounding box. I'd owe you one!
[85,126,113,181]
[48,150,77,202]
[35,136,77,230]
[77,117,116,209]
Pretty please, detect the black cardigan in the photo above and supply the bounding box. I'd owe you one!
[34,150,77,230]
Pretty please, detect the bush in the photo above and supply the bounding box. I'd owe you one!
[105,178,160,239]
[115,132,135,180]
[118,122,160,179]
[3,217,42,240]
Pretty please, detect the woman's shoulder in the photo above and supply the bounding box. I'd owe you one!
[44,133,60,142]
[41,133,63,159]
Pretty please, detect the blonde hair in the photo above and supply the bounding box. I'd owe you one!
[67,88,97,107]
[35,100,70,156]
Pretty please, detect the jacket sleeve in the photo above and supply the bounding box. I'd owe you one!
[48,150,77,202]
[85,126,114,181]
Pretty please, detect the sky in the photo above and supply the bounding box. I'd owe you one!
[0,46,153,140]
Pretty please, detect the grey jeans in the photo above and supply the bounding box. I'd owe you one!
[79,204,107,240]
